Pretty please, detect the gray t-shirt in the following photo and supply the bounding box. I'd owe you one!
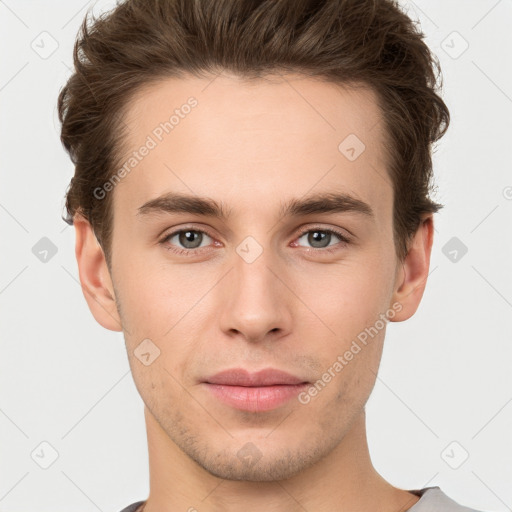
[118,486,486,512]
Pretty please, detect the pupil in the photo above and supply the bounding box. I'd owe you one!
[180,230,201,248]
[309,231,329,248]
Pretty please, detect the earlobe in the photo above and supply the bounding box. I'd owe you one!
[74,214,123,332]
[389,215,434,322]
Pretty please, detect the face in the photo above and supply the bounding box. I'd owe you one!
[80,73,426,482]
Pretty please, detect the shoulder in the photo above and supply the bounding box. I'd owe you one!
[118,490,490,512]
[117,501,145,512]
[409,486,489,512]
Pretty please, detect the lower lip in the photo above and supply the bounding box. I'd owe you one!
[203,383,309,412]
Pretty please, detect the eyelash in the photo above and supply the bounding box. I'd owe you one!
[159,225,351,257]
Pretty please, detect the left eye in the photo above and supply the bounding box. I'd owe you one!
[165,229,213,250]
[295,229,349,249]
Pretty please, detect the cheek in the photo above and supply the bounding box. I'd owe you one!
[289,256,394,399]
[296,259,394,332]
[114,254,209,337]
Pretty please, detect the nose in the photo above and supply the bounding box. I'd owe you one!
[218,246,293,344]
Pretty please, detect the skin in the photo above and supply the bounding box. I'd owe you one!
[74,72,434,512]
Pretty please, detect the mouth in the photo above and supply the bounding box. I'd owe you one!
[201,368,309,412]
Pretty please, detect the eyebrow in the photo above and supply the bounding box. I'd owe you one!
[137,191,374,221]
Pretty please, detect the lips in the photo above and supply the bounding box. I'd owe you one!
[201,368,309,412]
[204,368,308,387]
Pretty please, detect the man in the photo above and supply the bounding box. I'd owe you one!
[58,0,485,510]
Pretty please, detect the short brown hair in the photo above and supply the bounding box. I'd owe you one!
[58,0,449,266]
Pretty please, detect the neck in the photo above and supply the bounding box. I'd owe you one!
[140,407,420,512]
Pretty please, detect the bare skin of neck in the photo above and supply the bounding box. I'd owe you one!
[137,408,421,512]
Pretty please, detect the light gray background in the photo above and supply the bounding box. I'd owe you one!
[1,0,511,511]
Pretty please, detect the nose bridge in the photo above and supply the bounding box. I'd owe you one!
[219,240,290,341]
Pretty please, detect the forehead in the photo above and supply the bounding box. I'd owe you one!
[115,73,392,223]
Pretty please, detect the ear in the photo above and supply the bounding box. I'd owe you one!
[74,214,123,332]
[389,214,434,322]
